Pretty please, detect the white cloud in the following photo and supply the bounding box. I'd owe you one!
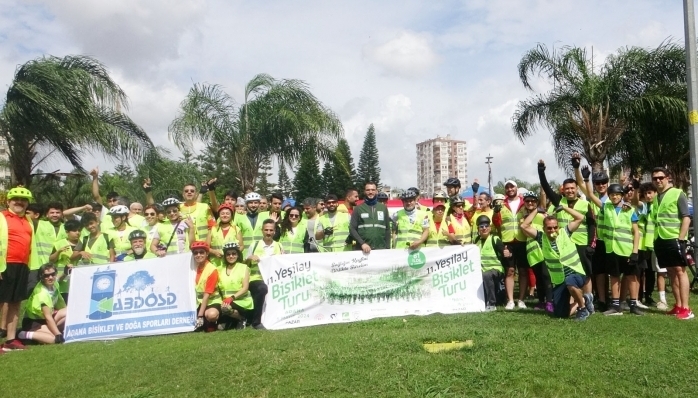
[364,31,439,78]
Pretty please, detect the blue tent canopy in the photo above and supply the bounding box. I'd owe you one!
[460,186,492,198]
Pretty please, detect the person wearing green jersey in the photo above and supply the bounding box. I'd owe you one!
[635,182,666,309]
[17,264,67,345]
[50,220,81,303]
[71,212,116,265]
[474,215,510,310]
[218,242,253,330]
[246,219,283,330]
[106,205,137,257]
[522,202,591,321]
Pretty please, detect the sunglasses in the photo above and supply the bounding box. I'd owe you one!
[478,225,490,229]
[184,189,196,193]
[524,200,537,203]
[454,204,464,208]
[594,181,608,185]
[167,209,179,214]
[225,252,238,257]
[42,272,57,278]
[289,214,300,219]
[652,176,666,181]
[145,212,156,216]
[546,226,559,231]
[192,250,207,255]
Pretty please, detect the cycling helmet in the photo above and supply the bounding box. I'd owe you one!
[223,242,241,253]
[128,229,147,241]
[407,187,420,195]
[493,193,505,202]
[523,191,538,200]
[592,171,609,183]
[6,186,33,201]
[376,192,389,200]
[245,192,262,202]
[450,196,465,206]
[217,203,235,214]
[109,205,130,216]
[401,190,418,200]
[476,215,491,227]
[161,197,181,208]
[607,184,624,195]
[190,241,210,252]
[433,191,448,201]
[154,203,165,213]
[443,177,461,187]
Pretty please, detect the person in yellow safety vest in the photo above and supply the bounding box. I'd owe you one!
[516,192,553,312]
[446,197,473,245]
[392,190,430,249]
[246,219,283,330]
[119,230,158,262]
[70,212,116,265]
[128,202,146,228]
[521,203,591,321]
[268,192,286,220]
[425,195,457,247]
[635,182,667,309]
[179,183,213,242]
[586,183,642,316]
[105,205,137,258]
[235,192,271,250]
[302,198,322,252]
[191,241,221,332]
[31,202,91,270]
[50,219,81,303]
[17,263,67,345]
[443,177,473,215]
[474,215,510,310]
[428,191,449,220]
[274,207,307,254]
[471,192,499,241]
[315,194,352,252]
[337,188,359,215]
[498,181,531,311]
[207,203,244,268]
[151,198,195,257]
[218,242,253,330]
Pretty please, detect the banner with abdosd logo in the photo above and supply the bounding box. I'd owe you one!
[64,253,198,342]
[259,245,485,330]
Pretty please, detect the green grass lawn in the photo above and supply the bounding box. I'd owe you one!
[3,300,698,398]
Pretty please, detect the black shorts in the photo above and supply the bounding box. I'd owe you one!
[26,269,39,297]
[638,250,651,271]
[505,241,528,269]
[654,238,685,268]
[197,303,222,313]
[592,241,607,275]
[606,252,641,277]
[576,244,592,277]
[0,263,30,303]
[22,317,46,331]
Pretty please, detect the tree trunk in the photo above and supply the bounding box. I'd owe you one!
[9,143,33,188]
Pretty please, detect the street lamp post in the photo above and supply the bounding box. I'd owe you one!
[485,154,493,196]
[683,0,698,233]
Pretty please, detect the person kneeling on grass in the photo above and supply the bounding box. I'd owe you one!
[218,242,253,330]
[192,241,221,332]
[18,263,67,344]
[474,215,510,311]
[521,204,592,321]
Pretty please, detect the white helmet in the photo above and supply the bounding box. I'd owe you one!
[109,205,130,216]
[245,192,262,202]
[493,194,505,204]
[161,197,181,208]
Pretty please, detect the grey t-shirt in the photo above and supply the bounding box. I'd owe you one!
[656,189,690,219]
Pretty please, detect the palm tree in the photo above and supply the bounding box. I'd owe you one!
[512,42,687,172]
[169,74,344,191]
[0,55,153,186]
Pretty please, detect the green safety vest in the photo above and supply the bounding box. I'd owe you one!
[477,235,503,273]
[652,188,683,240]
[25,283,66,320]
[471,209,493,241]
[156,222,190,256]
[236,211,271,249]
[353,203,391,250]
[53,238,77,293]
[425,217,451,247]
[217,262,253,310]
[209,223,242,267]
[106,225,137,256]
[33,220,67,266]
[279,220,307,254]
[180,203,212,242]
[541,230,585,286]
[318,212,351,252]
[552,198,589,246]
[522,213,545,266]
[249,240,283,282]
[80,233,112,265]
[449,215,472,244]
[601,202,635,257]
[394,209,428,249]
[499,203,521,242]
[122,252,158,262]
[196,262,221,306]
[639,202,655,250]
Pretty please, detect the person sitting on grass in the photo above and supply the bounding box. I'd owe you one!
[521,202,591,321]
[192,241,221,332]
[474,215,510,311]
[218,242,253,330]
[119,230,158,262]
[17,263,67,345]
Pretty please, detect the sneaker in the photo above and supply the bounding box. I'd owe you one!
[235,320,247,330]
[583,293,595,314]
[668,305,681,316]
[629,305,645,316]
[603,306,624,316]
[575,307,590,321]
[545,302,554,313]
[635,301,649,310]
[620,301,630,311]
[2,339,26,351]
[656,301,668,311]
[677,308,695,320]
[644,297,656,306]
[505,301,515,310]
[485,306,497,312]
[253,324,266,330]
[517,300,527,309]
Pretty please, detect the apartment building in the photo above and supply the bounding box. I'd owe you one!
[416,134,467,198]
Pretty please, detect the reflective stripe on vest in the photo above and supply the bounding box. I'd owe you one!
[250,240,283,281]
[541,231,585,286]
[280,220,307,254]
[449,215,472,244]
[556,198,589,246]
[0,213,8,273]
[210,224,241,266]
[653,188,682,240]
[425,218,451,247]
[181,203,211,242]
[34,220,66,265]
[394,210,427,249]
[601,202,635,257]
[319,212,351,251]
[217,262,253,310]
[196,262,221,305]
[477,235,503,273]
[640,203,655,250]
[500,205,520,242]
[524,213,545,265]
[83,233,111,265]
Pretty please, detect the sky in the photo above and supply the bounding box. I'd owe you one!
[0,0,689,192]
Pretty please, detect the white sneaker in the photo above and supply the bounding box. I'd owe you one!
[635,301,649,310]
[517,300,527,309]
[505,301,515,310]
[656,301,668,311]
[620,301,630,311]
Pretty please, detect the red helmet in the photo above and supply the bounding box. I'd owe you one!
[190,241,210,252]
[217,203,235,214]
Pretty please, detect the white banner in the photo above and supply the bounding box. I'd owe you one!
[64,253,198,342]
[260,245,485,330]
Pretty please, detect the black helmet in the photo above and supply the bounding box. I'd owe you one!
[128,229,147,241]
[444,177,461,187]
[476,215,491,227]
[377,192,389,200]
[592,171,609,183]
[607,184,624,195]
[450,196,465,206]
[401,190,418,200]
[407,187,420,195]
[523,191,538,200]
